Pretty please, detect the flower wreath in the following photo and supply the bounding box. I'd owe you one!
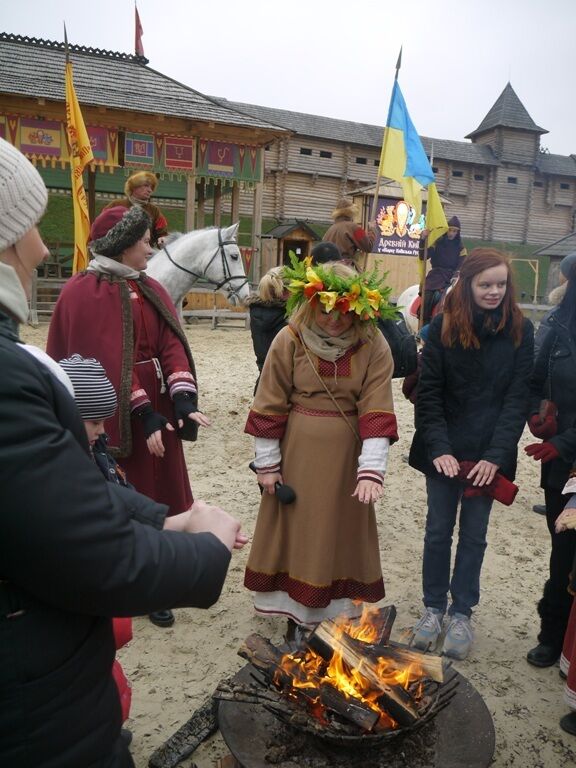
[283,252,397,322]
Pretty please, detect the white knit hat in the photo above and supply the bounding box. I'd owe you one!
[0,137,48,252]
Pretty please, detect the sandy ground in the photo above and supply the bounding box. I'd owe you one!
[20,320,576,768]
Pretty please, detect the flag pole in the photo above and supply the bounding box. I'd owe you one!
[418,140,433,331]
[371,47,402,229]
[64,25,94,274]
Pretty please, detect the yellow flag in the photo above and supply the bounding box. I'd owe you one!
[425,182,448,247]
[65,61,94,273]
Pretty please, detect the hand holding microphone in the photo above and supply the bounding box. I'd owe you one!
[249,461,296,504]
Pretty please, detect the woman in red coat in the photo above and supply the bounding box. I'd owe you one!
[47,206,210,627]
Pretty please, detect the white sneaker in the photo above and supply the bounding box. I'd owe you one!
[442,613,473,660]
[412,607,444,651]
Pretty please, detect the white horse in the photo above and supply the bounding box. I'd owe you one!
[397,278,458,335]
[146,223,250,308]
[396,284,422,335]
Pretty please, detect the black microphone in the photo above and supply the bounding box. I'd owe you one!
[249,462,296,504]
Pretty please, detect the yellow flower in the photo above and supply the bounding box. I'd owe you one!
[365,289,382,310]
[318,291,339,312]
[305,265,322,285]
[344,282,363,313]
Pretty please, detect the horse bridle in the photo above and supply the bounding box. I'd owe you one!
[161,228,249,300]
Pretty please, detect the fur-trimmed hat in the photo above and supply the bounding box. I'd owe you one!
[89,206,151,259]
[124,171,157,197]
[311,241,342,265]
[331,197,358,221]
[560,252,576,279]
[59,354,118,420]
[0,137,48,253]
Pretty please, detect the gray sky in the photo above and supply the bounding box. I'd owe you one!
[3,0,575,155]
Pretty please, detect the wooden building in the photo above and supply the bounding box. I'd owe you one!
[532,231,576,296]
[259,220,319,274]
[226,84,576,248]
[0,32,288,260]
[2,30,575,287]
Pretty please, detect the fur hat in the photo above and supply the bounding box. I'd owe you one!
[59,354,118,420]
[124,171,157,197]
[89,206,151,258]
[448,215,461,230]
[560,252,576,279]
[0,137,48,253]
[331,197,358,220]
[311,241,342,265]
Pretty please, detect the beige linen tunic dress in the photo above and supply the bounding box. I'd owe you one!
[244,324,397,625]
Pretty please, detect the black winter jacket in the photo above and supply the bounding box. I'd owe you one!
[529,313,576,490]
[0,312,231,768]
[409,312,534,481]
[248,300,287,373]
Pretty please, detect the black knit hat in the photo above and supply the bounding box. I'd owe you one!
[560,252,576,279]
[448,215,461,229]
[59,354,118,420]
[89,205,151,259]
[311,242,342,265]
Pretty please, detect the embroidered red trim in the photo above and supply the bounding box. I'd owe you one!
[359,411,398,442]
[245,411,289,439]
[244,568,385,608]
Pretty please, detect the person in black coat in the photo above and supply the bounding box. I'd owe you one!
[419,215,467,324]
[0,138,247,768]
[247,266,288,391]
[524,258,576,668]
[409,248,534,660]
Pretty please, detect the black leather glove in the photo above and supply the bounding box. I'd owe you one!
[134,404,170,439]
[172,392,199,442]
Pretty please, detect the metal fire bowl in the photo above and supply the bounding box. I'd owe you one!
[218,663,496,768]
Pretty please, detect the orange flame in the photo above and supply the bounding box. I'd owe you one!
[275,606,426,731]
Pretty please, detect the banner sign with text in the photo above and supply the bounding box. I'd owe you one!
[373,196,426,257]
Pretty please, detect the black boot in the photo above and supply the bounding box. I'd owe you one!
[529,580,571,664]
[560,712,576,736]
[527,643,561,667]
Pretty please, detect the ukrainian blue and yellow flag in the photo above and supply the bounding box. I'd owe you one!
[378,81,447,245]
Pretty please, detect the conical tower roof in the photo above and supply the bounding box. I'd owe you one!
[466,83,547,139]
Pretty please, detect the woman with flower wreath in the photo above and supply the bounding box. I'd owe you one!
[244,257,399,633]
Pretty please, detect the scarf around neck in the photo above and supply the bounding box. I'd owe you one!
[299,321,359,362]
[87,253,141,280]
[0,261,29,324]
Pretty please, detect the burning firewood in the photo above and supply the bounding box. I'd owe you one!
[229,606,453,741]
[307,623,420,727]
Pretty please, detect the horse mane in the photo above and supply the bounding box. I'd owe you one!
[163,232,184,245]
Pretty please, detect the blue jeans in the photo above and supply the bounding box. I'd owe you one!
[422,475,493,617]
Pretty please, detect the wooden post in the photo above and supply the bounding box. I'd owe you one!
[231,181,240,225]
[87,168,96,222]
[214,180,222,226]
[197,179,206,229]
[185,174,196,231]
[252,180,264,283]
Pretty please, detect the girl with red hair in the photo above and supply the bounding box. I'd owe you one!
[408,248,534,660]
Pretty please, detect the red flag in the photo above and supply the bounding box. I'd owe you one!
[135,5,144,56]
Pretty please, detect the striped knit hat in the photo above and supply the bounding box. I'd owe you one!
[59,354,118,420]
[0,137,48,252]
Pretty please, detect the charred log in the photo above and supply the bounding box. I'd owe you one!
[308,623,420,727]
